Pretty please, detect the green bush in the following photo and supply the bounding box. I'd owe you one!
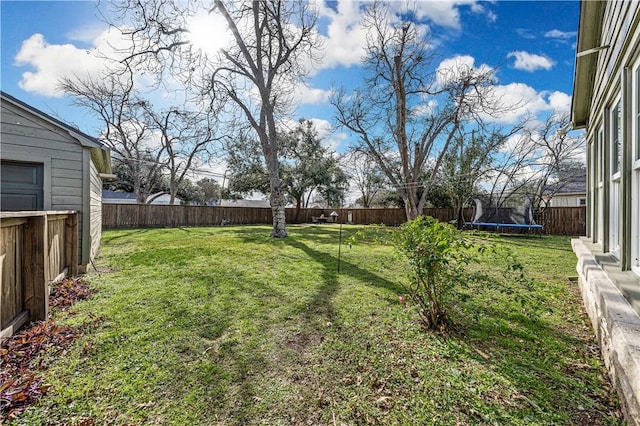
[391,216,470,330]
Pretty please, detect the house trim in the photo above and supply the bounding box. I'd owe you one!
[572,1,605,128]
[623,67,634,270]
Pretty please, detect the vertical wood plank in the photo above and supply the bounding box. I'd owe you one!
[24,215,48,321]
[66,212,79,277]
[1,227,13,328]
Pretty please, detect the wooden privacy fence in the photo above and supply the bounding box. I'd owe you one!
[535,207,586,236]
[103,204,586,235]
[1,211,78,338]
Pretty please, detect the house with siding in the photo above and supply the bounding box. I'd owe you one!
[0,91,112,270]
[571,1,640,423]
[543,178,587,207]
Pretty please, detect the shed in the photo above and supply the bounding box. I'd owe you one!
[0,91,112,271]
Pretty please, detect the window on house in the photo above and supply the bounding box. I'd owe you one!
[579,198,586,206]
[613,101,622,174]
[597,128,603,183]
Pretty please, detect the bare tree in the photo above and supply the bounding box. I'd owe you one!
[332,1,510,221]
[142,103,222,205]
[209,1,320,237]
[529,113,585,209]
[343,150,387,208]
[112,0,320,237]
[483,113,585,212]
[60,70,166,203]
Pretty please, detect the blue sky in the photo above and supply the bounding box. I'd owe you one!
[1,1,580,177]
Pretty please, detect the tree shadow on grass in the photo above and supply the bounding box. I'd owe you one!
[446,297,621,423]
[208,227,407,422]
[101,228,150,244]
[485,234,573,253]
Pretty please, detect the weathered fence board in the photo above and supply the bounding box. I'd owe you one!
[1,211,78,338]
[103,204,586,236]
[536,207,586,236]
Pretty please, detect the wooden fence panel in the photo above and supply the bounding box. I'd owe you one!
[24,215,48,324]
[102,204,586,235]
[47,215,67,283]
[1,211,78,338]
[1,219,25,331]
[536,207,586,236]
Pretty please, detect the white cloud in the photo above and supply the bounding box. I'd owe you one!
[544,29,576,40]
[316,1,368,70]
[293,84,333,105]
[483,83,554,124]
[14,28,131,97]
[66,23,108,44]
[411,1,494,29]
[314,0,489,72]
[485,86,573,126]
[411,1,463,29]
[547,91,571,114]
[508,51,555,72]
[436,55,493,87]
[308,117,348,151]
[413,99,438,117]
[515,28,536,40]
[421,55,570,125]
[15,33,104,97]
[469,2,497,23]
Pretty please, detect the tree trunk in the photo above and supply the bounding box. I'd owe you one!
[265,150,288,238]
[455,200,465,229]
[270,189,288,238]
[403,186,421,221]
[404,198,420,221]
[294,195,302,223]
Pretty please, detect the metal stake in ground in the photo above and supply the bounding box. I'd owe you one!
[330,211,341,273]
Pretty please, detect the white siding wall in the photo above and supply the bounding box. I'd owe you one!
[583,1,640,271]
[550,194,587,207]
[1,102,87,266]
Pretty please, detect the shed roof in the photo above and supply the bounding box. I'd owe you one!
[1,91,112,174]
[102,190,138,200]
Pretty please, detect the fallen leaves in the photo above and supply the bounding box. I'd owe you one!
[1,277,95,420]
[1,320,77,418]
[50,277,94,311]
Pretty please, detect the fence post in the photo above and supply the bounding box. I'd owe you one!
[23,214,48,321]
[65,212,79,276]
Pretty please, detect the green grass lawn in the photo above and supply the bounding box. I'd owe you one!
[10,225,622,425]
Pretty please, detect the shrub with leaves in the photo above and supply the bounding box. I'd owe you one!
[390,216,471,330]
[348,219,538,332]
